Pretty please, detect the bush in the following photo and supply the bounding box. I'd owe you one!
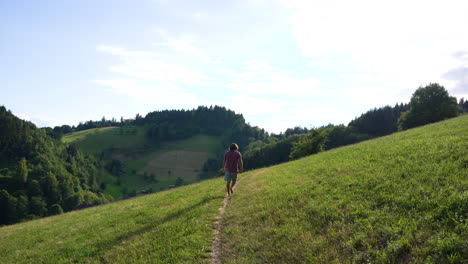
[50,204,63,215]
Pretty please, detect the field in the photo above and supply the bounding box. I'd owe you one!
[107,134,222,198]
[63,128,222,199]
[219,115,468,263]
[0,178,226,264]
[1,115,466,263]
[62,127,119,145]
[62,126,149,155]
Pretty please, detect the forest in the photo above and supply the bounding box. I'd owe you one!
[0,83,465,225]
[0,106,111,225]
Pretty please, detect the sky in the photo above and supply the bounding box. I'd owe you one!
[1,0,467,134]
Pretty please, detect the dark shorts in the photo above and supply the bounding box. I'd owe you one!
[224,171,238,182]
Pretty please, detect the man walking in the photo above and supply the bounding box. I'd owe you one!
[222,143,243,196]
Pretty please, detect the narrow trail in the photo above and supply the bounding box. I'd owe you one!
[210,170,265,264]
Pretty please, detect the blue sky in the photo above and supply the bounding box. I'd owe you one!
[1,0,467,133]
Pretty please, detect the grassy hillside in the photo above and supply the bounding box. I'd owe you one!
[63,128,222,199]
[62,126,119,145]
[0,178,226,264]
[105,134,221,198]
[1,115,466,263]
[220,115,467,263]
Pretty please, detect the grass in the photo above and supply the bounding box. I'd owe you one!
[220,115,468,264]
[65,128,223,199]
[63,126,149,156]
[108,134,222,198]
[62,127,119,145]
[0,177,227,264]
[3,116,465,263]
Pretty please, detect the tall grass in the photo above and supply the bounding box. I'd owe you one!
[220,115,467,263]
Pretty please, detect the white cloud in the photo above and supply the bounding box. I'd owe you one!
[221,60,325,96]
[94,45,210,108]
[93,79,198,106]
[98,45,213,85]
[154,30,222,64]
[97,45,160,57]
[223,95,295,133]
[281,0,468,93]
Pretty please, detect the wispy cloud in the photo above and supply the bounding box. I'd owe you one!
[281,0,468,96]
[93,78,198,106]
[154,30,222,64]
[97,45,212,85]
[94,45,209,107]
[97,45,160,57]
[221,60,324,96]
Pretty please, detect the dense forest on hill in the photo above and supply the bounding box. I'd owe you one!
[0,106,110,225]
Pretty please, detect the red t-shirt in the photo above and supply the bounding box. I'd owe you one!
[224,150,242,172]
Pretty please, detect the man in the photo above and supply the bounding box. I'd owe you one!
[222,143,243,196]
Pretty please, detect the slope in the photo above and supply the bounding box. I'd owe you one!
[62,127,222,199]
[219,115,467,263]
[0,177,227,264]
[1,115,466,263]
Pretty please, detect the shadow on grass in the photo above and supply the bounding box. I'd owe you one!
[83,194,225,260]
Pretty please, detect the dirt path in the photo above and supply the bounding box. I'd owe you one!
[210,170,265,264]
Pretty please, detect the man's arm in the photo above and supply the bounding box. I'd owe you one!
[238,156,244,173]
[222,155,227,173]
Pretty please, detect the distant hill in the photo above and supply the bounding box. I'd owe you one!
[1,114,466,263]
[0,106,110,225]
[63,127,223,199]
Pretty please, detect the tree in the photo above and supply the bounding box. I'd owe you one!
[459,98,468,113]
[29,196,48,217]
[175,177,184,186]
[16,158,28,183]
[398,83,459,130]
[289,130,328,160]
[50,204,64,215]
[0,189,13,224]
[64,193,82,211]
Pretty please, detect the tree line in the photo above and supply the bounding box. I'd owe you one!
[243,83,462,170]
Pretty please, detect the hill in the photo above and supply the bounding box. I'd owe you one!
[1,115,466,263]
[0,106,109,225]
[220,115,467,263]
[63,126,223,199]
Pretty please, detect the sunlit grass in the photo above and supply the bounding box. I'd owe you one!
[0,176,228,264]
[62,127,118,144]
[220,115,468,263]
[3,116,466,263]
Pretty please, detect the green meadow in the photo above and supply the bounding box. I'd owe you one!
[0,179,226,264]
[62,127,120,145]
[106,134,222,198]
[1,115,466,263]
[63,128,222,198]
[62,126,148,155]
[220,115,467,263]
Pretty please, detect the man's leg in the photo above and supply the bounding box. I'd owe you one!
[230,180,236,194]
[226,181,231,195]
